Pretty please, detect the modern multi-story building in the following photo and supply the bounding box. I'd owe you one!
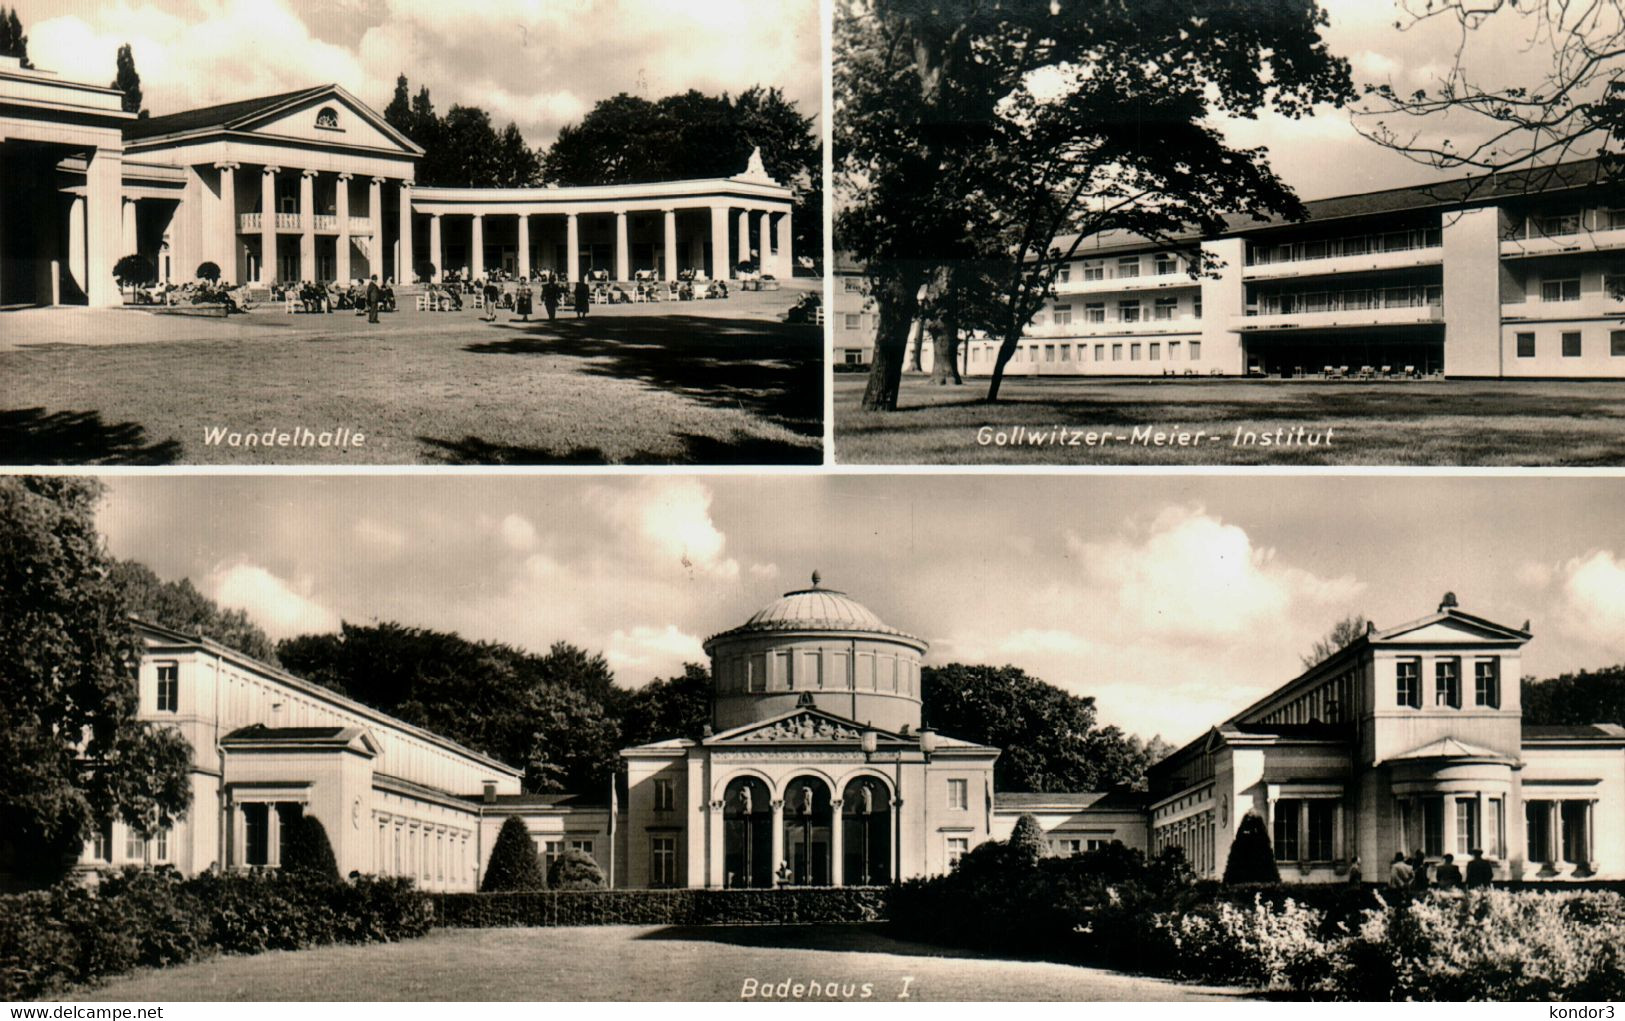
[0,57,794,307]
[86,585,1624,890]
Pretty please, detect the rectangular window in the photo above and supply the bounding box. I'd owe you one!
[1052,304,1072,326]
[1149,342,1161,361]
[946,837,969,869]
[1153,297,1177,321]
[154,827,169,862]
[571,839,594,856]
[1423,797,1444,857]
[243,803,269,867]
[1456,798,1479,857]
[92,822,113,863]
[1526,801,1551,863]
[1052,838,1082,856]
[1487,798,1506,858]
[542,839,564,873]
[1273,800,1301,861]
[1086,838,1107,852]
[1613,330,1625,357]
[1084,302,1105,323]
[1111,344,1123,362]
[155,662,179,713]
[1117,256,1140,278]
[749,654,767,693]
[1189,341,1201,360]
[1561,802,1590,864]
[1060,344,1071,361]
[1517,332,1536,358]
[654,777,675,812]
[1435,658,1461,708]
[651,836,676,887]
[843,313,860,330]
[1154,254,1177,275]
[1563,331,1583,357]
[1169,341,1181,360]
[1397,659,1421,709]
[1474,659,1500,708]
[842,277,863,293]
[776,650,792,689]
[1082,260,1103,281]
[1130,343,1142,361]
[947,778,968,810]
[1057,265,1071,284]
[1307,801,1336,861]
[1542,277,1581,302]
[1118,301,1141,323]
[1044,344,1055,363]
[125,829,146,862]
[1094,344,1105,361]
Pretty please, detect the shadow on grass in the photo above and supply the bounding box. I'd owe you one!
[418,430,820,466]
[462,315,823,437]
[0,407,181,465]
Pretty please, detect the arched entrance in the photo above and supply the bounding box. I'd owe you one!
[783,776,833,885]
[722,776,772,888]
[841,776,892,886]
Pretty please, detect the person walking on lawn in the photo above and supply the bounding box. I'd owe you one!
[366,274,380,324]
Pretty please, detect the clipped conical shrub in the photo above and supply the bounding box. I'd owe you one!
[280,814,340,884]
[547,848,605,890]
[1222,811,1281,885]
[481,815,546,892]
[1009,813,1049,864]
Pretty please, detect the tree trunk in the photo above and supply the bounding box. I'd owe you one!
[931,286,963,385]
[985,329,1022,402]
[860,271,926,411]
[907,317,925,373]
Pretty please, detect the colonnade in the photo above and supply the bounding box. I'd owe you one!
[213,163,409,285]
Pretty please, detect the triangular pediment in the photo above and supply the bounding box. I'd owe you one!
[1374,609,1530,646]
[1390,736,1512,762]
[234,86,422,156]
[707,708,897,745]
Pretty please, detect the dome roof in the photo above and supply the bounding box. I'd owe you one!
[706,572,925,647]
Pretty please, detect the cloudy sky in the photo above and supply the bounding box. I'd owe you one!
[98,474,1625,746]
[17,0,820,151]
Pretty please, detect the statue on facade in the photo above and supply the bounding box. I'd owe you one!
[800,786,813,816]
[738,785,753,816]
[859,784,874,815]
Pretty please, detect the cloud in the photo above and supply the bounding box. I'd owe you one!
[1066,505,1364,644]
[584,478,740,580]
[606,624,706,678]
[749,562,780,580]
[205,562,341,639]
[1516,561,1554,589]
[354,517,407,554]
[500,513,537,551]
[1552,551,1625,652]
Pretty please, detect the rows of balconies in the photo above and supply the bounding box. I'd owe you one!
[239,213,375,234]
[1025,315,1203,339]
[1053,268,1198,295]
[1500,224,1625,259]
[1502,294,1625,321]
[1231,303,1444,332]
[1243,244,1443,281]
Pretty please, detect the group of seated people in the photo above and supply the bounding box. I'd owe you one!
[134,279,253,313]
[270,279,398,313]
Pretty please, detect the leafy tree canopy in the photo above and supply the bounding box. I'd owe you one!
[0,7,30,68]
[1523,665,1625,727]
[112,42,142,116]
[112,559,279,664]
[1302,613,1369,669]
[383,75,541,188]
[0,477,192,886]
[922,663,1157,792]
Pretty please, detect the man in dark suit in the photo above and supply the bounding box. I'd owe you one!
[366,274,380,324]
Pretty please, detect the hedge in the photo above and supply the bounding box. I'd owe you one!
[431,886,888,928]
[0,868,430,1001]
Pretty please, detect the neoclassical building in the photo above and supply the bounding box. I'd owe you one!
[0,58,793,307]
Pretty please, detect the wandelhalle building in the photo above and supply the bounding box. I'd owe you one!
[0,57,793,308]
[838,161,1625,378]
[87,584,1624,889]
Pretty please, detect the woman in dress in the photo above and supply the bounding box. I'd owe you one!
[516,280,533,322]
[574,278,590,319]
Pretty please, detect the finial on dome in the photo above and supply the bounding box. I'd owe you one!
[811,569,822,587]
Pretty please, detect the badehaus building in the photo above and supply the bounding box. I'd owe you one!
[959,160,1625,379]
[81,583,1625,890]
[0,57,793,308]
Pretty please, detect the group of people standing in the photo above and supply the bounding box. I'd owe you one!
[1386,848,1497,891]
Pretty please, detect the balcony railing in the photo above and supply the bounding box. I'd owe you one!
[1054,269,1197,295]
[1246,229,1441,267]
[1231,302,1443,332]
[1502,294,1625,321]
[312,214,338,231]
[1026,316,1203,338]
[239,213,260,232]
[275,212,301,230]
[347,216,373,235]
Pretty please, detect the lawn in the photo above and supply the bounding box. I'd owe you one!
[834,373,1625,465]
[77,924,1243,1001]
[0,284,822,465]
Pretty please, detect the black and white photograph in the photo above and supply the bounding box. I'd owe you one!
[6,472,1625,1001]
[833,0,1625,465]
[0,0,824,465]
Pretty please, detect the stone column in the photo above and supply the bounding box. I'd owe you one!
[122,198,138,257]
[470,214,485,279]
[260,167,279,285]
[84,146,123,307]
[335,173,352,283]
[395,180,412,283]
[1585,800,1595,866]
[1442,796,1458,860]
[772,210,790,277]
[566,212,580,280]
[614,210,630,281]
[517,213,531,278]
[428,213,442,282]
[769,799,784,881]
[710,205,729,280]
[215,162,237,279]
[68,195,87,300]
[736,208,751,272]
[829,801,844,887]
[1548,801,1561,864]
[663,209,678,280]
[758,209,771,275]
[299,169,316,281]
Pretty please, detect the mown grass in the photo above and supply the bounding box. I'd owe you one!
[834,374,1625,465]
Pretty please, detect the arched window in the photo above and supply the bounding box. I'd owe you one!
[315,107,340,129]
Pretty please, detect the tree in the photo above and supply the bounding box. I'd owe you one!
[618,663,712,749]
[0,7,30,68]
[1355,0,1625,181]
[280,814,340,883]
[922,663,1155,792]
[1301,614,1370,669]
[1008,813,1048,864]
[481,815,546,891]
[195,261,220,282]
[383,76,540,189]
[525,684,620,794]
[0,477,192,886]
[546,848,605,890]
[1523,665,1625,726]
[383,74,413,138]
[836,0,1353,408]
[113,254,155,291]
[1222,812,1280,885]
[111,43,143,116]
[112,560,279,664]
